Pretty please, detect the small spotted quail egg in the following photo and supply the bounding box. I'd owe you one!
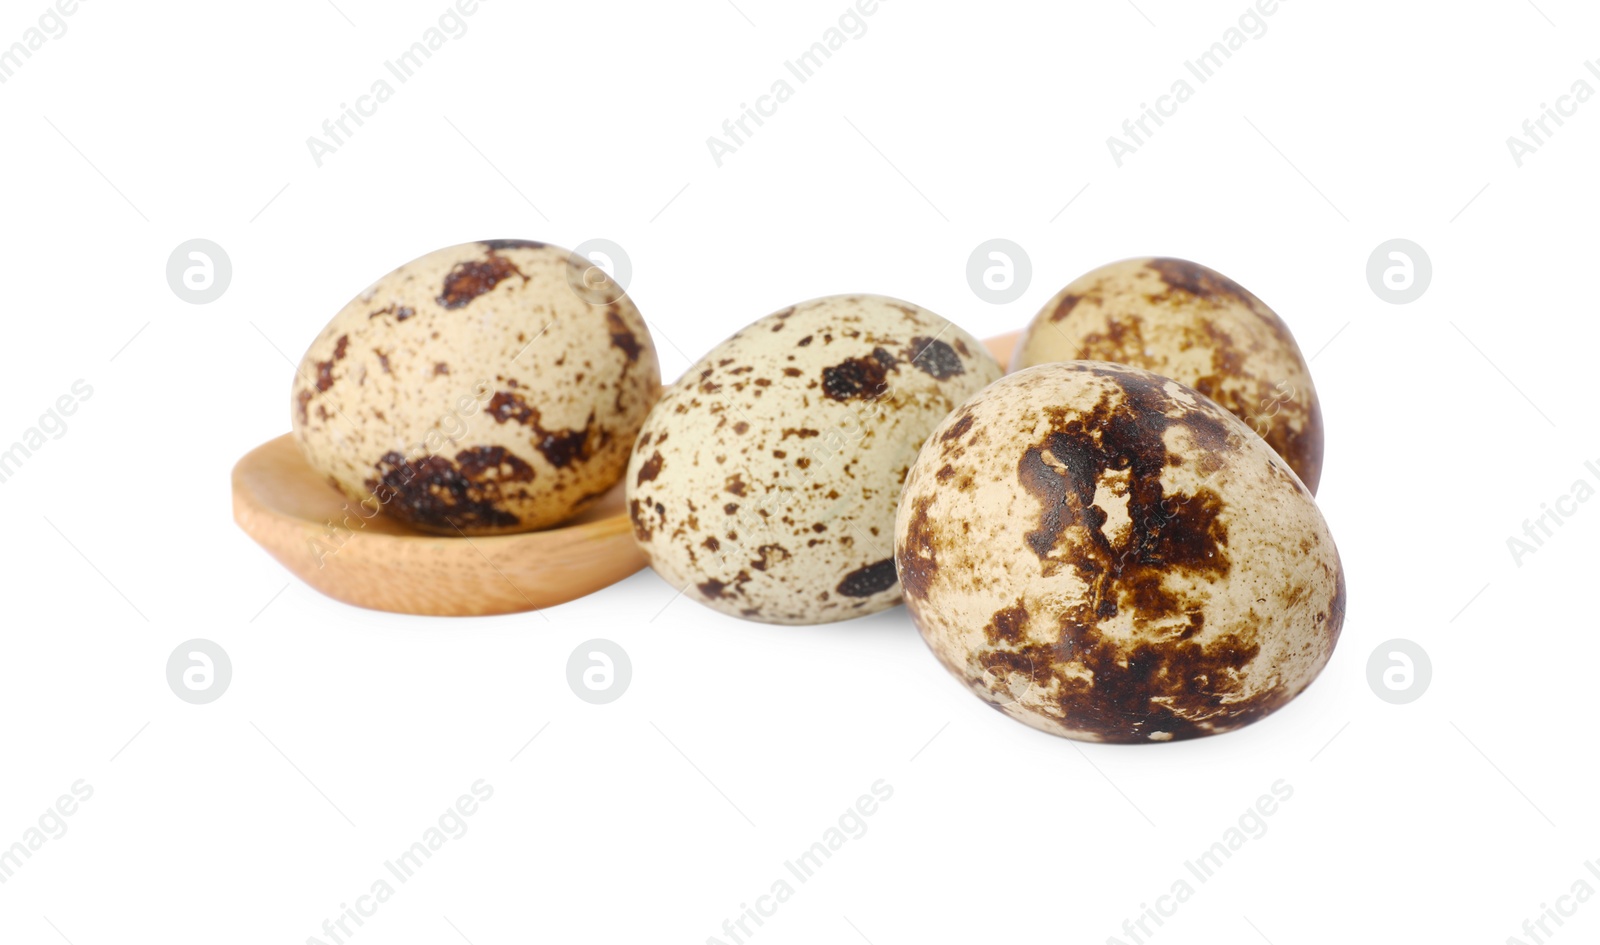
[292,240,660,536]
[1012,257,1325,492]
[896,360,1345,743]
[628,295,1002,624]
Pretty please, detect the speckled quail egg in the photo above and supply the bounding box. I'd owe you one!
[896,360,1345,743]
[627,295,1002,625]
[1012,257,1325,493]
[292,240,660,536]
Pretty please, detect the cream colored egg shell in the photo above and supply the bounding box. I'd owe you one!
[627,295,1002,625]
[291,240,660,536]
[1013,257,1324,493]
[896,361,1345,744]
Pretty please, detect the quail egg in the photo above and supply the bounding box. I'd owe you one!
[896,360,1345,743]
[292,240,660,535]
[1012,257,1325,492]
[628,295,1001,624]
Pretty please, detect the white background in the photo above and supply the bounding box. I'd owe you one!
[1,0,1596,943]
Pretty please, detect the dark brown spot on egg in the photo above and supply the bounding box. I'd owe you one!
[941,413,975,444]
[636,450,665,484]
[1076,313,1148,363]
[369,304,415,322]
[438,251,526,309]
[1275,399,1324,494]
[750,544,790,572]
[697,570,753,600]
[903,337,964,379]
[629,498,655,541]
[981,627,1266,744]
[1325,566,1347,644]
[1015,368,1232,611]
[488,391,535,426]
[821,347,898,402]
[984,600,1030,644]
[605,306,643,363]
[365,448,533,532]
[454,445,536,483]
[485,391,597,468]
[1146,258,1258,311]
[896,495,941,601]
[1048,293,1086,322]
[313,334,351,393]
[295,389,313,425]
[532,417,596,469]
[836,558,898,598]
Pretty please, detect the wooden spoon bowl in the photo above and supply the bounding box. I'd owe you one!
[232,331,1020,617]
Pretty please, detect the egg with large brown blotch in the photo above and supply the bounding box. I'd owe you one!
[292,240,660,536]
[1012,257,1325,493]
[896,361,1345,743]
[628,295,1002,624]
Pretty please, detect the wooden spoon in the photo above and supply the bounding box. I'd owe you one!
[232,330,1021,617]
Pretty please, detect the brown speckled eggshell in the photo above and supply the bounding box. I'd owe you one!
[291,240,660,536]
[1012,257,1325,493]
[627,295,1002,625]
[896,361,1345,744]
